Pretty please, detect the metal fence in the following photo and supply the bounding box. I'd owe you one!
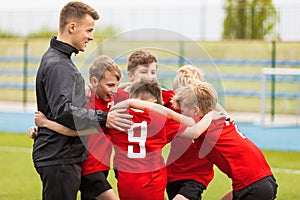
[0,5,299,41]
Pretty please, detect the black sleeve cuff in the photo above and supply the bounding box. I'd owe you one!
[96,110,108,126]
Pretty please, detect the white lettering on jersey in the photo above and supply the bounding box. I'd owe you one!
[225,120,246,139]
[128,121,147,158]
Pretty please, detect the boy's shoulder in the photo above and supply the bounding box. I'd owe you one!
[114,87,130,103]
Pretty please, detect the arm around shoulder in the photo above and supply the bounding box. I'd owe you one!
[178,111,213,139]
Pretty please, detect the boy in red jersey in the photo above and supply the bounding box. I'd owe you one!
[166,65,215,200]
[29,55,121,200]
[79,55,120,200]
[114,49,177,111]
[171,81,278,200]
[111,49,180,181]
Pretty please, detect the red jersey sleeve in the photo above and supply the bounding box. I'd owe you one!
[162,89,181,113]
[114,88,129,104]
[165,118,188,143]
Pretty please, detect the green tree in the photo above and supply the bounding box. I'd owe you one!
[27,26,57,38]
[93,25,121,40]
[223,0,278,39]
[25,25,121,39]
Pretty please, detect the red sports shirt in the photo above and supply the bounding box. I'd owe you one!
[113,87,129,104]
[114,87,178,111]
[161,88,179,111]
[195,119,273,191]
[107,108,181,200]
[166,137,214,187]
[81,88,113,176]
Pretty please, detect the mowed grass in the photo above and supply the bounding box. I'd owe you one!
[1,132,300,199]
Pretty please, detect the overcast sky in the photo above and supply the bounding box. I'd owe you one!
[1,0,296,11]
[1,0,299,41]
[2,0,216,10]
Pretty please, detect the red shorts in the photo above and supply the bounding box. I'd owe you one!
[117,168,167,200]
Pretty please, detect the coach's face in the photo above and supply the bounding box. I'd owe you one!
[70,14,95,52]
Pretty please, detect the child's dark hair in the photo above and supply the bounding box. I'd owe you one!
[129,79,163,105]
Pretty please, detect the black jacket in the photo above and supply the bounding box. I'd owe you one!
[33,37,107,167]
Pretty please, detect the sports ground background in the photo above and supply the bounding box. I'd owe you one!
[0,2,300,199]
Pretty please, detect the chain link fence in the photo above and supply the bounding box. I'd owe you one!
[0,5,299,41]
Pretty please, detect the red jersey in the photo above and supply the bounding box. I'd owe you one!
[113,87,129,104]
[166,137,214,187]
[107,108,181,200]
[161,89,179,111]
[81,88,113,176]
[114,87,178,111]
[195,119,273,191]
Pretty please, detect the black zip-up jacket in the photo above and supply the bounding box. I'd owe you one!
[33,37,107,167]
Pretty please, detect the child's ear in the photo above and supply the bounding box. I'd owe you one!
[89,77,98,88]
[127,71,134,82]
[149,98,157,103]
[193,106,201,117]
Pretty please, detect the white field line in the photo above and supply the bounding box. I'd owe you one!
[0,146,32,153]
[272,168,300,175]
[1,146,300,175]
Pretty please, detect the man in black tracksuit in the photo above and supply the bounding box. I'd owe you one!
[33,2,132,200]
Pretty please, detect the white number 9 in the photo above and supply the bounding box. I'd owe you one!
[128,121,147,158]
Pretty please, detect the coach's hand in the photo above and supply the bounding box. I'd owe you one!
[106,108,133,131]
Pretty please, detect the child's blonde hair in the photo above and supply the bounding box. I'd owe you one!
[173,65,205,91]
[89,55,122,81]
[172,81,217,115]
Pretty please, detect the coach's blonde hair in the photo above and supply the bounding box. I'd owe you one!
[172,81,217,115]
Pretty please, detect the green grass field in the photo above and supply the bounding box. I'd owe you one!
[1,132,300,199]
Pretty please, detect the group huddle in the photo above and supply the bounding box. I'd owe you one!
[29,1,278,200]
